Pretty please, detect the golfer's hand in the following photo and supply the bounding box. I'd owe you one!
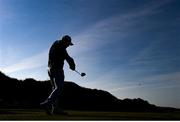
[70,65,75,71]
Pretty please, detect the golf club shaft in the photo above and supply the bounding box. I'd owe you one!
[75,70,81,75]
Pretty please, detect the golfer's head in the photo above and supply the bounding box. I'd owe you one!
[61,35,73,47]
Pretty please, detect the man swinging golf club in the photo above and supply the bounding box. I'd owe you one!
[40,35,76,115]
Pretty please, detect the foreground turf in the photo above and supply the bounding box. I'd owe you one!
[0,109,180,120]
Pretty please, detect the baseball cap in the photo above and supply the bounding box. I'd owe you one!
[62,35,73,46]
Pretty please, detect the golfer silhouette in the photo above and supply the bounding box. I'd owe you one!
[40,35,75,115]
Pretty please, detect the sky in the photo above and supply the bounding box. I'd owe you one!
[0,0,180,108]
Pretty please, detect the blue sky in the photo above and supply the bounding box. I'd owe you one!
[0,0,180,108]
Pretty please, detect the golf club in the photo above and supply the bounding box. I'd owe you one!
[74,70,86,77]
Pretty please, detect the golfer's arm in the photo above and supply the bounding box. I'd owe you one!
[65,52,75,70]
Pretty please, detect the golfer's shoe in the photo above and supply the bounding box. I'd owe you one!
[40,101,54,115]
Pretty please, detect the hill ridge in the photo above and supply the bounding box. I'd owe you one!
[0,71,179,112]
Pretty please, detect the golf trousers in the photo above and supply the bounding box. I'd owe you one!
[47,68,64,106]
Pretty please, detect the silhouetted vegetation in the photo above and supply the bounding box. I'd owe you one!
[0,71,179,112]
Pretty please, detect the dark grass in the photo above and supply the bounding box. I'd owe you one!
[0,109,180,120]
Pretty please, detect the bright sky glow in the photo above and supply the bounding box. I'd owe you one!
[0,0,180,108]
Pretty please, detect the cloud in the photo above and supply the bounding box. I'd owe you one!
[110,71,180,93]
[1,50,48,73]
[66,0,178,90]
[70,0,174,55]
[1,0,175,78]
[128,38,180,74]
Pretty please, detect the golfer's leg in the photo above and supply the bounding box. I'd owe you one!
[48,70,64,105]
[48,69,55,90]
[50,77,55,90]
[52,71,65,113]
[40,69,55,105]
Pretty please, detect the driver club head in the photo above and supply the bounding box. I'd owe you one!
[81,73,86,77]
